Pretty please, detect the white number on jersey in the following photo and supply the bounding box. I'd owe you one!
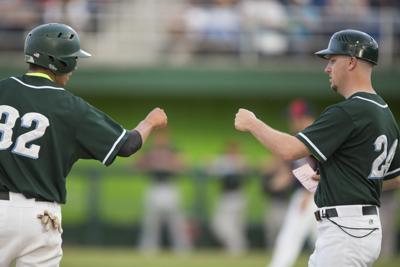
[0,105,50,159]
[368,134,398,179]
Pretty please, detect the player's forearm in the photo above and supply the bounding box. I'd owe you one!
[248,118,309,161]
[119,108,167,157]
[134,119,154,143]
[133,107,168,144]
[382,176,400,191]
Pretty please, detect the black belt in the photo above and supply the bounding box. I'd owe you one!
[314,205,378,221]
[0,191,51,202]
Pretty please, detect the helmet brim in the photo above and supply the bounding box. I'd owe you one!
[75,49,91,58]
[68,49,91,58]
[315,49,333,59]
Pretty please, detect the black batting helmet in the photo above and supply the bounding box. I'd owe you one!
[315,29,378,65]
[24,23,91,74]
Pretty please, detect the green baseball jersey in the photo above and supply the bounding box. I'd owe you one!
[0,74,129,203]
[296,92,400,207]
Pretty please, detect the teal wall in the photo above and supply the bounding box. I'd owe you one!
[2,65,400,99]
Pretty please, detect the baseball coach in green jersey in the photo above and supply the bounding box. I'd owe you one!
[0,23,167,266]
[235,29,400,267]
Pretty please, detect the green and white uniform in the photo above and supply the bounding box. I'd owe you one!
[297,92,400,207]
[297,92,400,267]
[0,73,130,267]
[0,74,129,203]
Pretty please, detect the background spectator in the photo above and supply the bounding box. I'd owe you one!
[209,141,249,255]
[135,130,192,254]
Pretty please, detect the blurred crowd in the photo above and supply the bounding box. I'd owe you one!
[164,0,400,62]
[1,0,400,64]
[0,0,110,50]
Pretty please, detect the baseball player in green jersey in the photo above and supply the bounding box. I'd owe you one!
[235,29,400,267]
[0,23,167,267]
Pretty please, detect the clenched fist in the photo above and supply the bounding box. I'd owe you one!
[145,107,168,129]
[234,108,257,132]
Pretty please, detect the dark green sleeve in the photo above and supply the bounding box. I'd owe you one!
[75,102,129,166]
[296,106,354,162]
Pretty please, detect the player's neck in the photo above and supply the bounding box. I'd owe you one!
[344,87,376,99]
[342,74,375,98]
[27,67,56,82]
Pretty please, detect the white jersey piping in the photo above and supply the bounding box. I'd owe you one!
[298,132,327,161]
[352,96,388,108]
[11,77,65,91]
[102,129,127,165]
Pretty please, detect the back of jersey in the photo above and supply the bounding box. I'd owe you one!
[0,75,81,203]
[347,94,400,181]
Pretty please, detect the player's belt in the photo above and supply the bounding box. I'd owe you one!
[0,191,51,202]
[0,191,9,200]
[314,205,378,221]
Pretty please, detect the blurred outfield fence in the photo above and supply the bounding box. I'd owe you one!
[63,165,268,248]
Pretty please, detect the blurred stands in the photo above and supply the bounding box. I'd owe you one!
[0,0,41,51]
[0,0,399,67]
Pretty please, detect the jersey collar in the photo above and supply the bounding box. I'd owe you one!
[25,72,54,82]
[350,92,388,108]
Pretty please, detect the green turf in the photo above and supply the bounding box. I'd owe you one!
[61,247,400,267]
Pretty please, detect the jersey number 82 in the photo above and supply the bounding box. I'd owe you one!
[0,105,49,159]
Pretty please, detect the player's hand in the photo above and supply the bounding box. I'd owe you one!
[311,174,320,181]
[235,108,257,132]
[145,107,168,129]
[37,210,63,234]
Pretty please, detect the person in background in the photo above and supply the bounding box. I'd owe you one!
[379,189,399,258]
[266,99,318,267]
[209,141,249,255]
[261,156,294,249]
[135,130,192,254]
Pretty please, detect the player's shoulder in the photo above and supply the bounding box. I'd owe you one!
[0,76,21,87]
[318,96,371,121]
[323,93,384,113]
[1,75,67,95]
[346,92,386,107]
[5,74,90,110]
[320,101,348,117]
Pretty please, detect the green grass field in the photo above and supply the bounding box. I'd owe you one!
[61,247,400,267]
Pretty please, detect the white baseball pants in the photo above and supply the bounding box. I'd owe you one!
[0,192,62,267]
[308,205,381,267]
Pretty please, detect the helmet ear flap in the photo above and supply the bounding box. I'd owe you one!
[58,57,78,73]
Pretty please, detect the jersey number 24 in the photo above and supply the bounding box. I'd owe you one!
[369,134,398,179]
[0,105,49,159]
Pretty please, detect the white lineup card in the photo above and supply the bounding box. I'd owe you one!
[292,163,319,193]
